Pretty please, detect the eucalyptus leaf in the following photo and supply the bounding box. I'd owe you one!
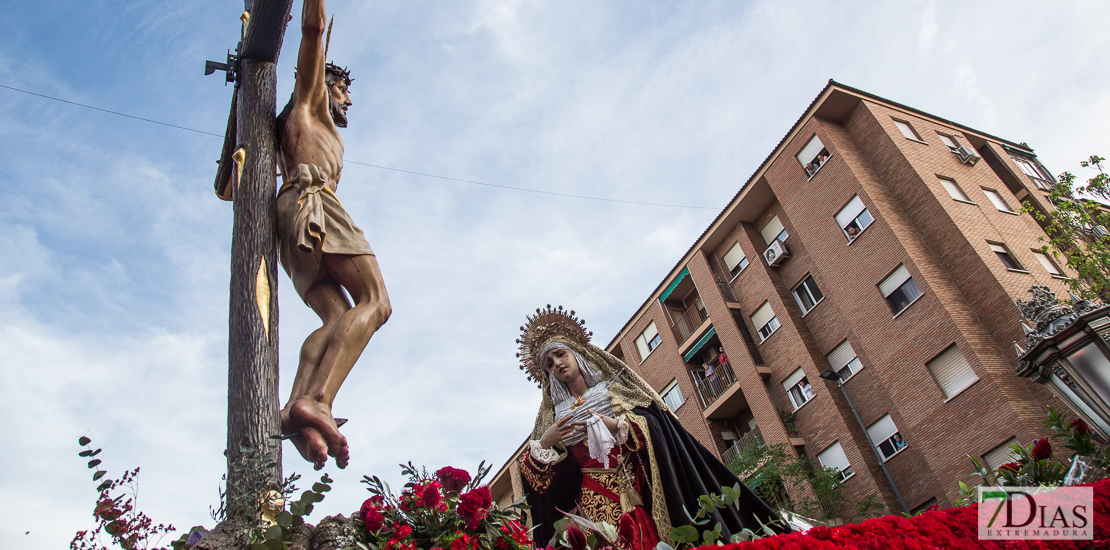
[79,436,91,446]
[670,525,699,544]
[93,470,107,481]
[312,483,327,493]
[250,544,268,550]
[80,450,94,457]
[292,515,304,527]
[277,511,293,528]
[88,459,102,468]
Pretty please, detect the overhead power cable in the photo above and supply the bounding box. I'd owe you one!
[1,83,716,210]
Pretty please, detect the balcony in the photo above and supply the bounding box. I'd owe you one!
[671,303,709,344]
[692,359,738,408]
[721,426,765,467]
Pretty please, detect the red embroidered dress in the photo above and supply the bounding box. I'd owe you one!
[519,417,660,550]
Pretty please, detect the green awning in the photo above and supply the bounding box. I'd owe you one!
[684,326,717,362]
[659,266,690,303]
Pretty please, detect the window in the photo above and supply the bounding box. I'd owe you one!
[893,119,922,141]
[988,243,1024,271]
[879,265,923,315]
[796,135,831,178]
[1032,251,1065,278]
[1011,156,1054,190]
[826,340,862,381]
[938,176,972,202]
[634,321,661,361]
[722,243,749,278]
[835,195,874,241]
[817,442,854,482]
[662,381,685,411]
[783,368,815,410]
[792,275,824,314]
[751,302,780,342]
[982,438,1020,471]
[760,215,789,246]
[867,414,905,461]
[982,188,1016,213]
[926,344,979,400]
[937,133,960,153]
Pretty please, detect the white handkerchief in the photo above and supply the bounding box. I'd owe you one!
[586,414,617,468]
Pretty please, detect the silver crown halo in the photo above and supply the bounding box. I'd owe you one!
[516,305,593,387]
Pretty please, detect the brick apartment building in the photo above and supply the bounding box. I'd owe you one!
[490,80,1075,517]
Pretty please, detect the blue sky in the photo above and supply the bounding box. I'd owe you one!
[1,0,1108,547]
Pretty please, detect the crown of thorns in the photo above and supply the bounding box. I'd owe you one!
[516,305,593,387]
[325,63,353,86]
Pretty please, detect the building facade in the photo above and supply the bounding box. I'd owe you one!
[492,81,1075,517]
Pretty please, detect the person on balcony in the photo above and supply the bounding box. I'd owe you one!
[515,306,788,549]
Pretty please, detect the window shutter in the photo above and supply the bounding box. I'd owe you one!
[796,135,825,165]
[760,216,785,245]
[835,196,867,229]
[817,442,851,472]
[826,341,857,371]
[984,189,1013,212]
[723,243,746,271]
[983,438,1020,471]
[1033,252,1062,275]
[751,302,776,329]
[927,344,979,399]
[938,134,958,149]
[939,178,969,201]
[867,414,898,443]
[641,321,658,342]
[782,368,807,391]
[634,336,650,360]
[879,265,912,297]
[988,243,1008,254]
[894,120,918,140]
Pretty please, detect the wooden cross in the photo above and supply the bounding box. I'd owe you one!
[210,0,295,516]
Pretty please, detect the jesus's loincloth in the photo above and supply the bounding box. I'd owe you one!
[277,163,374,301]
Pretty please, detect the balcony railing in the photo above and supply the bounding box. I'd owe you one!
[671,304,709,344]
[691,359,738,408]
[715,274,737,302]
[746,342,765,366]
[721,426,765,467]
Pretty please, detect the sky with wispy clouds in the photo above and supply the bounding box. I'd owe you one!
[1,0,1108,547]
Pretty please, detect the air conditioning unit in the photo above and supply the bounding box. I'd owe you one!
[956,145,981,166]
[763,239,790,267]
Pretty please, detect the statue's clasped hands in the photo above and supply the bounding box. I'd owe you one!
[540,409,619,449]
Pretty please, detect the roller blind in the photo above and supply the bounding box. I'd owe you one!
[878,265,912,297]
[817,442,851,472]
[722,243,746,271]
[634,321,659,359]
[751,302,776,329]
[835,196,867,229]
[939,178,969,201]
[938,134,958,149]
[894,120,918,140]
[867,414,898,443]
[982,438,1020,471]
[984,189,1013,212]
[782,368,807,390]
[1033,252,1062,275]
[761,216,785,245]
[988,243,1009,254]
[796,135,825,165]
[826,341,857,371]
[927,344,979,399]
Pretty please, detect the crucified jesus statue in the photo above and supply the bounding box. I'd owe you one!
[274,0,390,470]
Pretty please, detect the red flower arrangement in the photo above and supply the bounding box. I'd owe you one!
[691,477,1110,550]
[437,466,472,494]
[457,486,492,531]
[1072,418,1092,436]
[1031,437,1052,461]
[358,464,528,550]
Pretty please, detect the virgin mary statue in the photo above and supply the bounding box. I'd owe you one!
[515,306,788,549]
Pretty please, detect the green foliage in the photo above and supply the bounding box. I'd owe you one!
[1023,154,1110,302]
[727,442,881,522]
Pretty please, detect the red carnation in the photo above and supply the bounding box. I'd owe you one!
[1072,418,1092,436]
[1031,438,1052,461]
[451,533,480,550]
[360,495,386,532]
[457,486,492,531]
[421,481,444,509]
[436,466,472,493]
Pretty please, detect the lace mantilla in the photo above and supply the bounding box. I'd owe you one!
[529,440,561,465]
